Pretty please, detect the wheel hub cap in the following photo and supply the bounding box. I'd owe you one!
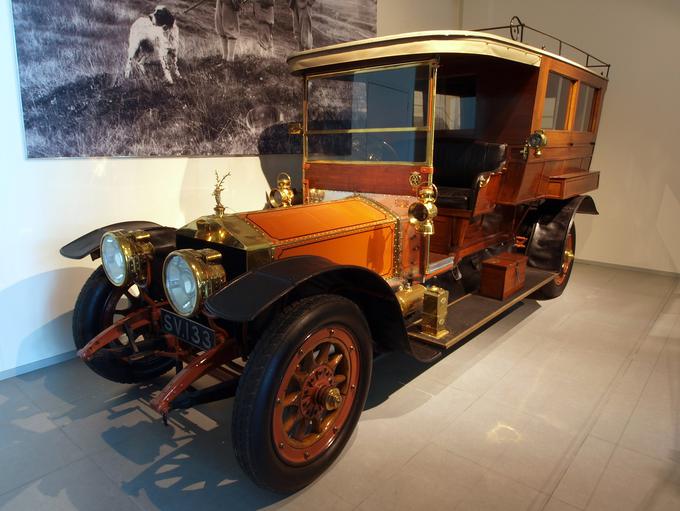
[300,365,335,419]
[320,386,343,411]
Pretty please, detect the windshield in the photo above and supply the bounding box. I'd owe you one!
[306,63,432,164]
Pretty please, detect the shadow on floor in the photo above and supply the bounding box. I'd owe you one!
[366,300,539,411]
[3,299,543,510]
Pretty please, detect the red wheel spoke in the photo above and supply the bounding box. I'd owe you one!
[283,392,300,407]
[333,374,346,385]
[293,371,307,386]
[300,351,315,372]
[283,413,300,434]
[320,415,334,433]
[292,419,309,441]
[327,353,343,371]
[317,343,331,364]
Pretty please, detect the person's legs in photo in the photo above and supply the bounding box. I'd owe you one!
[254,1,275,56]
[215,0,240,62]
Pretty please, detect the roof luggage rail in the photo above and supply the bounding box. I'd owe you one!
[477,16,610,78]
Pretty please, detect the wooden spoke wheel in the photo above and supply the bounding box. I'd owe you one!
[272,326,360,465]
[73,267,174,383]
[232,295,372,493]
[531,224,576,300]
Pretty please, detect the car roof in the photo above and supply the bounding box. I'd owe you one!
[287,30,608,80]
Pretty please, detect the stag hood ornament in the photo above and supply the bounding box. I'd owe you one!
[213,170,231,217]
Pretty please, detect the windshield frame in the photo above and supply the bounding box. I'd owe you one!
[303,59,438,166]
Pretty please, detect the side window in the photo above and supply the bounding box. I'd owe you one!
[541,72,573,130]
[574,83,598,132]
[413,90,427,126]
[435,77,476,130]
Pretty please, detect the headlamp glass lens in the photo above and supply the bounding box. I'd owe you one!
[101,234,127,286]
[164,254,198,316]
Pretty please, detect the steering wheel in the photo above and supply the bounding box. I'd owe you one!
[351,135,400,161]
[366,139,399,161]
[352,133,399,161]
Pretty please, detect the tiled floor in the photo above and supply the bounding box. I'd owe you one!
[1,262,679,510]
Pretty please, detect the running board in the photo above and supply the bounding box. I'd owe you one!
[408,268,556,350]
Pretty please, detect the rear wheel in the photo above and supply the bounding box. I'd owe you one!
[232,295,372,493]
[531,224,576,300]
[73,267,174,383]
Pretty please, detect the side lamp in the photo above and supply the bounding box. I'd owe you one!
[268,172,295,208]
[408,184,438,236]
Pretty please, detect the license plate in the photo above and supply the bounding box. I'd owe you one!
[160,309,215,351]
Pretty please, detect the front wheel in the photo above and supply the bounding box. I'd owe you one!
[531,224,576,300]
[73,267,174,384]
[232,295,373,493]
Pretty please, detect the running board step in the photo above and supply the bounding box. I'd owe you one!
[408,267,556,350]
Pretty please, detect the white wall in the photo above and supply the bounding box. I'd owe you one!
[461,0,680,274]
[9,0,677,378]
[0,0,457,378]
[378,0,460,34]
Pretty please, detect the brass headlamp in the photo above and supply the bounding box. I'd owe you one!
[163,248,227,317]
[268,172,295,208]
[408,184,438,236]
[100,230,154,288]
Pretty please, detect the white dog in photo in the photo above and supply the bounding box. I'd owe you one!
[125,5,181,84]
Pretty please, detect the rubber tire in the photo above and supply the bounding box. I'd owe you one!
[73,267,175,384]
[531,224,576,300]
[232,295,373,493]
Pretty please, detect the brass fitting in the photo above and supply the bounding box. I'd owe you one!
[408,184,438,236]
[308,188,325,204]
[521,129,548,159]
[100,229,154,287]
[213,170,230,217]
[162,248,227,317]
[287,122,303,135]
[395,283,426,316]
[322,387,343,411]
[268,172,295,208]
[421,286,449,339]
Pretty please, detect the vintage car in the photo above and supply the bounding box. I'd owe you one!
[60,19,609,493]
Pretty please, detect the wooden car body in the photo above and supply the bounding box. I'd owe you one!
[288,29,607,283]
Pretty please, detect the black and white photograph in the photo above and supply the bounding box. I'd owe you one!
[11,0,377,158]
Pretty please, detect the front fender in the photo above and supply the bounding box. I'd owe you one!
[205,255,409,354]
[60,221,164,260]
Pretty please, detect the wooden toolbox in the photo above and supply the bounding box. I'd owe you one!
[479,252,528,300]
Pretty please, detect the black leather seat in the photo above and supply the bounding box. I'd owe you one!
[433,140,507,209]
[437,187,473,210]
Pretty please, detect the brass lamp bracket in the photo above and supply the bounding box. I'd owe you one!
[408,184,438,236]
[521,129,548,160]
[269,172,295,208]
